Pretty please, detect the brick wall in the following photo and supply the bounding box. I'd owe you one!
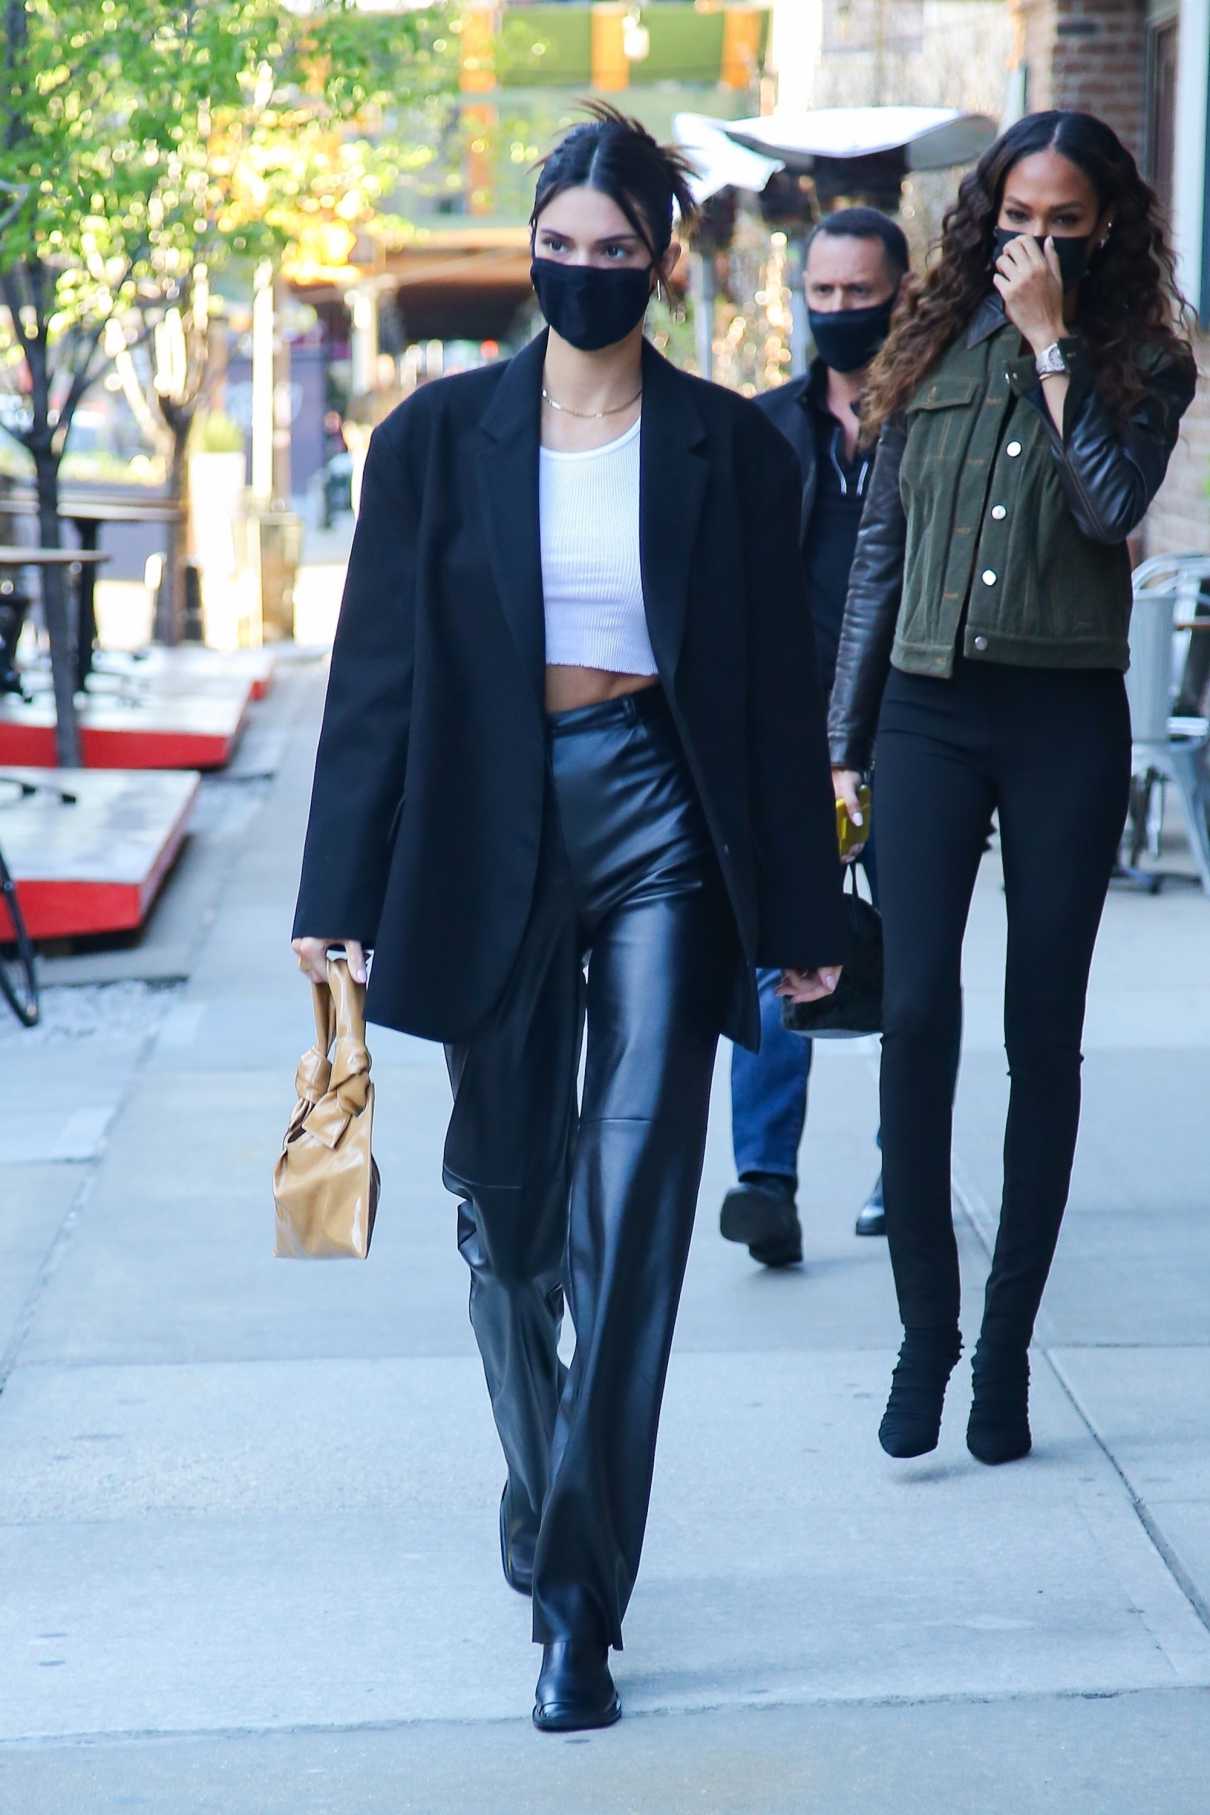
[1053,0,1147,156]
[1010,0,1147,156]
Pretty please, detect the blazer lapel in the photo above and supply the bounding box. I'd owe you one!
[795,388,818,549]
[639,340,709,684]
[476,332,547,703]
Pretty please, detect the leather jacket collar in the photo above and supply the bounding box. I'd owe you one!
[966,290,1009,347]
[793,355,831,414]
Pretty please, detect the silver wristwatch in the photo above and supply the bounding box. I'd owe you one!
[1034,341,1068,379]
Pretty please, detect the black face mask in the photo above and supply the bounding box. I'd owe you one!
[530,257,654,352]
[991,226,1094,289]
[807,298,896,374]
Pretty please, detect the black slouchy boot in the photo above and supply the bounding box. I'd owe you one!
[878,1327,964,1458]
[966,1339,1032,1464]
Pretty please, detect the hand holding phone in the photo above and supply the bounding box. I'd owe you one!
[835,783,872,862]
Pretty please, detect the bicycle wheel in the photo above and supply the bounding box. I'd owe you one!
[0,845,39,1026]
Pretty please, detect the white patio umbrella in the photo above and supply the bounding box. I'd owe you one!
[673,112,783,206]
[672,107,998,377]
[719,106,997,174]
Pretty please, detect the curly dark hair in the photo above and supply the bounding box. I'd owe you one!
[530,100,699,261]
[861,110,1195,441]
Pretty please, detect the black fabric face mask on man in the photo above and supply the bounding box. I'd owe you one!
[530,258,654,352]
[991,227,1094,290]
[807,297,896,374]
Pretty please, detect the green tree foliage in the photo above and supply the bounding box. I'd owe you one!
[0,0,454,761]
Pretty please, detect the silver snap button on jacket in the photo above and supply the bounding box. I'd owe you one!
[1006,440,1022,458]
[973,634,989,651]
[991,504,1007,520]
[981,569,998,586]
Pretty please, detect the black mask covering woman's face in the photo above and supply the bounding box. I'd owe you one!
[530,257,655,352]
[807,297,896,374]
[991,226,1094,290]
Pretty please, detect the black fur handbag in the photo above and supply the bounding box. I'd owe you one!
[780,867,882,1039]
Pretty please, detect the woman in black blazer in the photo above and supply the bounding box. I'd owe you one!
[292,106,846,1732]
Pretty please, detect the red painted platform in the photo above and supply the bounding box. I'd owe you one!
[0,683,250,770]
[111,645,276,701]
[0,767,200,939]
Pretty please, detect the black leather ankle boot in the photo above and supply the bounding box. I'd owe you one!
[878,1327,963,1458]
[967,1341,1032,1464]
[532,1640,621,1733]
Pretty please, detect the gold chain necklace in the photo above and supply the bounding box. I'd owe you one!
[541,383,642,420]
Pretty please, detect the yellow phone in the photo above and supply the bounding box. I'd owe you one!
[836,785,872,860]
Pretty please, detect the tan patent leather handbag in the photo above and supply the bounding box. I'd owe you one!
[274,956,380,1258]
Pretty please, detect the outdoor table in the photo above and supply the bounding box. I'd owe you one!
[5,489,181,689]
[0,546,109,567]
[0,547,109,696]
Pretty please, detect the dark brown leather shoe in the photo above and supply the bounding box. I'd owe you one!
[720,1179,803,1268]
[855,1170,886,1237]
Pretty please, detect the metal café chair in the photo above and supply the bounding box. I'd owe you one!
[1124,554,1210,896]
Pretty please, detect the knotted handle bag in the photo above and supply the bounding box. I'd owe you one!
[273,956,380,1258]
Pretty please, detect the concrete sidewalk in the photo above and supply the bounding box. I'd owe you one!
[0,656,1207,1812]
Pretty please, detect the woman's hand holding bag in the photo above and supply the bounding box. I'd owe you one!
[273,954,380,1258]
[780,866,883,1039]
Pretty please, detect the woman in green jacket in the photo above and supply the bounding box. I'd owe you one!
[829,110,1195,1466]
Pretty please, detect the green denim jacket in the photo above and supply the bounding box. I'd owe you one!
[827,294,1197,770]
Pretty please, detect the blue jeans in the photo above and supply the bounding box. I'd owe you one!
[731,844,879,1188]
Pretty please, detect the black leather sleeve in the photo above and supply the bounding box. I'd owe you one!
[826,416,907,772]
[1033,343,1197,544]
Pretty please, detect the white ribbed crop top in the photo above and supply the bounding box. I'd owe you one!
[538,415,656,676]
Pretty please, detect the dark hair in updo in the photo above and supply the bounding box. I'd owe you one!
[530,101,699,262]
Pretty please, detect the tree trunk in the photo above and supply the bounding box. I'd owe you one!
[156,424,191,644]
[33,450,82,769]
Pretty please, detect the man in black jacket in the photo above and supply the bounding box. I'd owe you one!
[721,207,908,1268]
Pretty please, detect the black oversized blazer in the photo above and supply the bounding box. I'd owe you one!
[293,331,847,1051]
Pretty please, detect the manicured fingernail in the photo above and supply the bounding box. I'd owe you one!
[852,812,863,825]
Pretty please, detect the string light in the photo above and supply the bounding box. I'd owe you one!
[708,207,793,396]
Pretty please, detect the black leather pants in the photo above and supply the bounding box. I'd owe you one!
[443,687,733,1649]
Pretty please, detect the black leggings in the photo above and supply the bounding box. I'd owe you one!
[874,659,1131,1346]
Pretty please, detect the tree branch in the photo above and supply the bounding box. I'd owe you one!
[55,239,150,434]
[0,266,34,359]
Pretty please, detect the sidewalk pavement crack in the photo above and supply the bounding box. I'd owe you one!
[0,1679,1206,1752]
[0,1015,171,1397]
[950,1156,1210,1644]
[0,1167,95,1396]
